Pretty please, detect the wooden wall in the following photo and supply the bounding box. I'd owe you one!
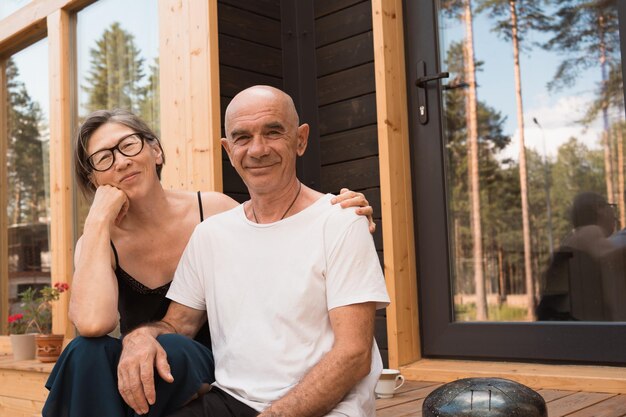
[313,0,387,364]
[218,0,283,203]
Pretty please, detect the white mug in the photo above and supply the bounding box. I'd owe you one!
[375,369,405,398]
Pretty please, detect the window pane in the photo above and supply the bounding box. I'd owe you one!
[74,0,159,233]
[6,39,50,324]
[0,0,32,20]
[438,1,626,322]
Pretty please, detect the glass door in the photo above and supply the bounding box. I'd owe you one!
[406,0,626,363]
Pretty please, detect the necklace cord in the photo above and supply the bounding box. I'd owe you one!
[252,181,302,223]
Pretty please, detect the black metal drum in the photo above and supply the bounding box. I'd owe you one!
[422,377,547,417]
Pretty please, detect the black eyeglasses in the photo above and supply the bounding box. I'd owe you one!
[87,133,146,172]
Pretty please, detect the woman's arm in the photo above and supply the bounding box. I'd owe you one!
[69,186,128,336]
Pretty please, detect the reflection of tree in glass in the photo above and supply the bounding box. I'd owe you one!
[551,138,605,237]
[6,58,47,226]
[441,0,489,320]
[444,41,525,318]
[543,0,620,207]
[476,0,550,319]
[84,22,159,131]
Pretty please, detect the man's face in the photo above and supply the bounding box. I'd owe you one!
[221,89,308,195]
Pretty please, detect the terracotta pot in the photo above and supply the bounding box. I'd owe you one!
[9,333,36,361]
[35,334,64,363]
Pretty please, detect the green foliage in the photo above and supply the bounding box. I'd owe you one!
[6,58,47,226]
[455,302,528,321]
[542,0,619,91]
[476,0,551,45]
[15,283,68,334]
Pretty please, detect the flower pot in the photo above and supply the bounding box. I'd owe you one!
[35,334,64,363]
[9,333,36,361]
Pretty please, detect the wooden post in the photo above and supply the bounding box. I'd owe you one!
[0,59,8,335]
[371,0,421,367]
[158,0,222,191]
[48,9,74,338]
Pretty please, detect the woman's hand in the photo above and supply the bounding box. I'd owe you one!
[331,188,376,234]
[86,185,130,228]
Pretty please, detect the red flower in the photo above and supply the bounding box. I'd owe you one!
[53,282,69,293]
[8,313,23,323]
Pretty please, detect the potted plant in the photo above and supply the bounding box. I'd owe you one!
[20,282,69,363]
[7,312,36,361]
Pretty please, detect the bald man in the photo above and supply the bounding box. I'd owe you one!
[119,86,389,417]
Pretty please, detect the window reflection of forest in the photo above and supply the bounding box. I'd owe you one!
[6,41,51,316]
[440,1,625,322]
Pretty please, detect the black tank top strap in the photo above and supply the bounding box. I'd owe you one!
[110,240,120,268]
[197,191,204,221]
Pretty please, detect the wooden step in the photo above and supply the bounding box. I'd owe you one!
[0,338,51,417]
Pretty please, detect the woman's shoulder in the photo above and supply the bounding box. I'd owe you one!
[200,191,239,217]
[165,189,238,217]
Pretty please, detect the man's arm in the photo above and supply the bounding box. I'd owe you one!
[117,301,206,415]
[260,302,376,417]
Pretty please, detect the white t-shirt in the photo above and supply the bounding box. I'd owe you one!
[168,194,390,415]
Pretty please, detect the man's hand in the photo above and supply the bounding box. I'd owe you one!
[117,325,174,415]
[332,188,376,233]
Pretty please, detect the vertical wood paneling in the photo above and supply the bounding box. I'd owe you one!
[0,60,8,334]
[47,9,74,338]
[371,0,420,367]
[159,0,222,192]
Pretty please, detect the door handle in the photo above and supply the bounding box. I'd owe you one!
[415,60,449,124]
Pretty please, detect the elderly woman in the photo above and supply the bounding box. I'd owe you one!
[43,109,374,417]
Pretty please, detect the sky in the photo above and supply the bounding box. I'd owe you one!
[440,6,614,162]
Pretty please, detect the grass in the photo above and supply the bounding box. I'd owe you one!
[455,303,528,322]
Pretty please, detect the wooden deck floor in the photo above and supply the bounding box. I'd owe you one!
[376,380,626,417]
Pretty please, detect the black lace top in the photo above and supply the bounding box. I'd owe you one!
[111,191,211,348]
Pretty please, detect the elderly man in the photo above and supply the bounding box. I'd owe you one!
[119,85,389,417]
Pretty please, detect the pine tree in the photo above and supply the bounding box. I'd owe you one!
[443,40,512,318]
[83,22,146,114]
[476,0,550,319]
[543,0,619,204]
[442,0,489,320]
[6,58,46,226]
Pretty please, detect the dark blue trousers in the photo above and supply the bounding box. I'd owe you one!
[43,334,215,417]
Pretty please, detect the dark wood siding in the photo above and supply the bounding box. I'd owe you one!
[313,0,387,366]
[218,0,282,203]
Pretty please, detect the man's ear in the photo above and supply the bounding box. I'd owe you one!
[221,138,235,167]
[296,123,310,156]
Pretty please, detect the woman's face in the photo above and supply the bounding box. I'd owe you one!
[87,122,162,197]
